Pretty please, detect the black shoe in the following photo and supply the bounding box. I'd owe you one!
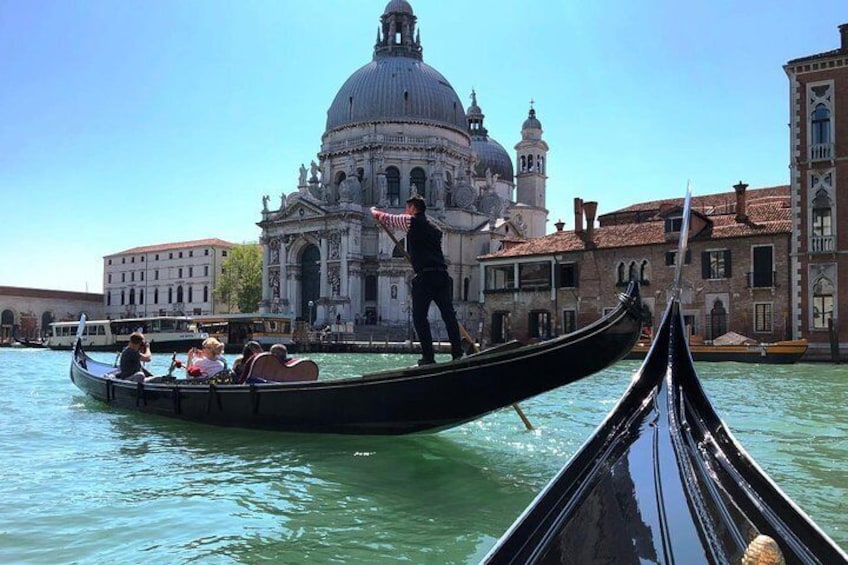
[417,358,436,366]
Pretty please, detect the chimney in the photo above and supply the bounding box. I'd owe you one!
[583,201,598,246]
[574,198,584,232]
[554,218,565,232]
[733,181,748,223]
[840,23,848,51]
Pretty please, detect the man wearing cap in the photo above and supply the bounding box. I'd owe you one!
[371,195,463,366]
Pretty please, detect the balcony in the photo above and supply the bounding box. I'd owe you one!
[745,271,777,289]
[809,143,834,162]
[811,236,835,253]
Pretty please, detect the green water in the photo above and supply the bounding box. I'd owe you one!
[0,349,844,563]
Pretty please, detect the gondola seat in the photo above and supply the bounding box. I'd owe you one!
[244,352,319,383]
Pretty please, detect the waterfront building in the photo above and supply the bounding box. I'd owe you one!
[785,23,848,359]
[257,1,548,332]
[0,286,104,342]
[478,185,792,346]
[103,238,236,318]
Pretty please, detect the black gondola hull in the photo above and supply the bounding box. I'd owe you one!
[484,298,847,564]
[69,284,644,435]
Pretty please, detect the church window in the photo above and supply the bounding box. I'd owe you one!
[538,156,544,173]
[365,275,378,301]
[528,155,534,170]
[520,155,527,172]
[386,167,400,206]
[410,167,426,199]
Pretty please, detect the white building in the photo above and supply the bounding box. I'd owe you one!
[258,1,550,332]
[103,238,236,318]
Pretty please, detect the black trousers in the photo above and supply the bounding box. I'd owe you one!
[411,270,463,361]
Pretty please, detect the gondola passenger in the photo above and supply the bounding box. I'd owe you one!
[232,340,263,383]
[117,332,153,382]
[186,337,226,378]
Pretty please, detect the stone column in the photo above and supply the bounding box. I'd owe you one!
[260,236,271,313]
[340,230,349,297]
[320,236,329,299]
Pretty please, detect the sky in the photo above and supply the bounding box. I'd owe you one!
[1,0,846,293]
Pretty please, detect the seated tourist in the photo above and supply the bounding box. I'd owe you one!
[270,343,288,362]
[233,340,263,383]
[118,332,153,382]
[186,337,226,378]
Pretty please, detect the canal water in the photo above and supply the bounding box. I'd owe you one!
[1,348,844,563]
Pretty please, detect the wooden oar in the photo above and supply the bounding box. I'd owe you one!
[375,215,534,431]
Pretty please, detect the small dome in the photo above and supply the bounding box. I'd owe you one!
[522,107,542,131]
[384,0,413,14]
[473,137,514,183]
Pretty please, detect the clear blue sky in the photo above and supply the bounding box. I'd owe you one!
[1,0,845,293]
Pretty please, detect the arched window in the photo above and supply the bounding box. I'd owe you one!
[538,156,544,173]
[640,260,650,282]
[386,167,400,206]
[812,277,835,329]
[168,287,173,304]
[528,155,534,170]
[154,288,159,304]
[811,104,831,145]
[107,292,112,306]
[188,286,193,303]
[203,286,208,302]
[617,263,626,284]
[121,290,125,305]
[139,289,144,305]
[410,167,427,199]
[520,155,527,172]
[176,286,184,303]
[628,262,639,281]
[445,171,454,207]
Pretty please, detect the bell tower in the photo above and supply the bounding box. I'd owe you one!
[515,101,549,209]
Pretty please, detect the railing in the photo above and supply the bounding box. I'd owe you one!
[811,235,834,253]
[745,271,777,289]
[809,143,834,162]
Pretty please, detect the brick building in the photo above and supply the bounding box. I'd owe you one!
[785,23,848,359]
[0,286,105,342]
[478,185,792,346]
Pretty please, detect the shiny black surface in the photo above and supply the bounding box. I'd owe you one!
[484,299,847,564]
[69,284,643,435]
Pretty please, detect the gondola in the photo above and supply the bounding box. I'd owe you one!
[484,192,847,564]
[68,282,643,435]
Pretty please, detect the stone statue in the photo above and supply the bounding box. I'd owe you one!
[485,167,499,189]
[262,194,269,212]
[309,160,320,182]
[279,192,287,210]
[298,164,307,187]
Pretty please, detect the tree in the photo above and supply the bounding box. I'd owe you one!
[214,243,263,313]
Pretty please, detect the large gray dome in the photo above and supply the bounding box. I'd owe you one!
[325,57,467,133]
[473,137,514,182]
[325,2,467,134]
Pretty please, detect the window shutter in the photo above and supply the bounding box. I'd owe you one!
[701,252,710,279]
[724,250,732,277]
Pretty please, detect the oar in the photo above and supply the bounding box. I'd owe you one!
[375,216,534,431]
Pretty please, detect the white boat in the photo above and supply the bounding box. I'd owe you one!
[47,316,207,351]
[47,319,114,351]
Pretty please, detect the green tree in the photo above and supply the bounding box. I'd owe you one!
[214,243,263,313]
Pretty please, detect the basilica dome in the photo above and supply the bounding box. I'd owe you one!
[467,90,514,183]
[324,2,467,134]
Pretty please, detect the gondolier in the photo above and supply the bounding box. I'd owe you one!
[371,195,463,366]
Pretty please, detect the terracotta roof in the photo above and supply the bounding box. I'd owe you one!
[599,185,789,220]
[106,238,237,258]
[480,186,791,260]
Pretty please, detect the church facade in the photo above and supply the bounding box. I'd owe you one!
[258,0,549,334]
